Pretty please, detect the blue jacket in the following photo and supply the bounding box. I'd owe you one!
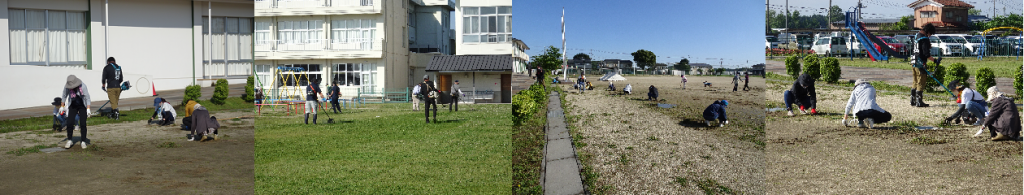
[702,100,728,121]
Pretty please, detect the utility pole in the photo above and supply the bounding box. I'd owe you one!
[857,0,862,19]
[993,0,996,18]
[766,0,770,34]
[828,0,832,30]
[785,0,788,29]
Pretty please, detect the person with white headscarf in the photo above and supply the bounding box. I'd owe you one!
[842,79,891,129]
[978,86,1020,141]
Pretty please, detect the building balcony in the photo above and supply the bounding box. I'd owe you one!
[255,39,384,60]
[255,0,381,17]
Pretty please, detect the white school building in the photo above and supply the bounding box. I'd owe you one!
[0,0,254,110]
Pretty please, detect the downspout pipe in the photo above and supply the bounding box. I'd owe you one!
[104,0,108,59]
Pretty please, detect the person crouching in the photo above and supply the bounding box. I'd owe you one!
[703,100,729,127]
[842,79,891,129]
[187,105,220,141]
[979,87,1020,141]
[153,98,177,126]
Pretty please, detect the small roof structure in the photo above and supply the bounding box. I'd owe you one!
[907,0,974,9]
[426,55,512,72]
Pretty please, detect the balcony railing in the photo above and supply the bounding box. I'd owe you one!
[256,0,374,9]
[255,39,382,52]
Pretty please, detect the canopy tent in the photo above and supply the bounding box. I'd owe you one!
[602,73,626,81]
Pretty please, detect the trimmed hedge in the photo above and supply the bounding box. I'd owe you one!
[211,79,229,105]
[925,62,945,92]
[183,85,202,106]
[945,63,970,88]
[513,83,548,126]
[1015,64,1022,97]
[785,55,801,80]
[243,76,255,102]
[975,68,996,97]
[820,57,841,83]
[802,54,821,81]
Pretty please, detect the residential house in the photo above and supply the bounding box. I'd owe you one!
[689,63,714,75]
[907,0,973,30]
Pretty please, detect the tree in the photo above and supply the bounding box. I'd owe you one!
[630,49,656,71]
[674,58,691,74]
[530,46,564,71]
[882,16,914,31]
[572,53,590,61]
[968,8,982,15]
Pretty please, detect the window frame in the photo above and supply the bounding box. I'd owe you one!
[462,6,511,44]
[8,9,87,66]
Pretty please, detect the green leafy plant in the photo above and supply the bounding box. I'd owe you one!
[183,85,202,106]
[1015,64,1022,98]
[211,79,229,105]
[925,62,945,92]
[975,68,996,97]
[945,62,970,88]
[820,57,841,83]
[785,55,801,80]
[243,76,255,102]
[802,54,821,81]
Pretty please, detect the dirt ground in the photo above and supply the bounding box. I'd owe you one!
[765,60,1017,96]
[0,111,255,194]
[765,79,1023,194]
[560,75,766,194]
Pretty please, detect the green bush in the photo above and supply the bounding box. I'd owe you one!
[183,85,202,106]
[1015,64,1022,97]
[925,62,945,92]
[820,57,841,83]
[784,55,801,80]
[975,68,996,97]
[802,54,821,81]
[243,76,255,102]
[945,63,970,88]
[211,79,229,105]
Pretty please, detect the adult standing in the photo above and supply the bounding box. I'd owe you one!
[742,73,750,91]
[910,24,939,107]
[419,75,439,123]
[842,79,891,129]
[536,67,545,90]
[101,57,123,119]
[783,74,818,116]
[450,80,462,112]
[731,72,740,91]
[62,75,91,149]
[412,83,421,111]
[329,82,341,114]
[980,87,1020,141]
[680,74,687,89]
[305,78,326,124]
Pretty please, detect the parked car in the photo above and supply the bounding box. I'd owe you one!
[875,36,907,57]
[931,36,965,56]
[796,34,813,50]
[938,34,980,55]
[893,35,914,46]
[847,36,867,57]
[766,36,779,49]
[812,36,848,56]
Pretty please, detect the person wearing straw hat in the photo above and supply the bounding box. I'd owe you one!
[62,75,91,149]
[978,86,1020,141]
[842,79,891,129]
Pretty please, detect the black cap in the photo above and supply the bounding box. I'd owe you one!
[51,97,61,106]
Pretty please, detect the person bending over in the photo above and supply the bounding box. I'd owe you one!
[783,74,817,116]
[703,100,729,127]
[842,79,891,129]
[979,87,1020,141]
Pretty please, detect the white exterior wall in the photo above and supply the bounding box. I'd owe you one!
[0,0,252,110]
[453,0,512,55]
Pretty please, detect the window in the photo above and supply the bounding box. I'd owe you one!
[278,64,321,86]
[8,9,86,66]
[462,6,511,43]
[332,63,377,92]
[278,20,323,44]
[944,12,952,18]
[331,19,376,50]
[921,11,937,18]
[203,16,254,78]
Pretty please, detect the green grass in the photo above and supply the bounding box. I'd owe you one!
[6,144,55,156]
[255,103,510,194]
[0,97,254,134]
[833,57,1021,78]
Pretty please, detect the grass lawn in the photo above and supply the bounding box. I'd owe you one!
[831,57,1021,78]
[0,97,253,133]
[255,103,510,194]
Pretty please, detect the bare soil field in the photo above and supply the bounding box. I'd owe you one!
[559,75,765,194]
[0,111,254,194]
[765,78,1022,194]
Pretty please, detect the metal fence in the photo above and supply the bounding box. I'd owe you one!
[357,87,409,103]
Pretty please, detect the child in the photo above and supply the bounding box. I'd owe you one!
[680,74,687,89]
[703,100,729,127]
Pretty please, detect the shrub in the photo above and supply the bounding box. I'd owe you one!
[925,62,945,92]
[975,68,996,97]
[802,54,821,81]
[945,62,970,88]
[183,85,202,106]
[1015,64,1022,97]
[211,79,229,105]
[243,76,255,102]
[820,57,842,83]
[784,55,801,80]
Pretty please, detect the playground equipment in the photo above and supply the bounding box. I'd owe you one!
[274,66,310,102]
[977,27,1023,61]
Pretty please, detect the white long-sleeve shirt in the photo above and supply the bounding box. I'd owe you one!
[160,102,177,119]
[960,88,984,104]
[844,83,886,116]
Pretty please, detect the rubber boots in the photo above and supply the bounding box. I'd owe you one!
[910,89,918,106]
[916,90,929,107]
[304,113,309,124]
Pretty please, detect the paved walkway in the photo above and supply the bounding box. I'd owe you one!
[542,91,585,195]
[0,84,248,120]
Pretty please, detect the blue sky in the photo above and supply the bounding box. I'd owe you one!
[513,0,766,68]
[770,0,1021,20]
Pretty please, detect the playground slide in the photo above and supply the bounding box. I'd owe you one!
[857,22,908,59]
[845,12,908,60]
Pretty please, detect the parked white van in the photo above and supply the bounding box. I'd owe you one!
[812,36,848,56]
[938,34,980,55]
[931,35,965,56]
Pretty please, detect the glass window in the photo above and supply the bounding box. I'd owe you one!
[464,7,478,15]
[498,6,511,14]
[488,16,497,33]
[480,7,496,14]
[9,9,87,65]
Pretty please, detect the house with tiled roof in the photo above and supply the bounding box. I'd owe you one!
[907,0,974,30]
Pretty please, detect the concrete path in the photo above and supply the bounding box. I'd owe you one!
[542,91,585,195]
[0,84,248,120]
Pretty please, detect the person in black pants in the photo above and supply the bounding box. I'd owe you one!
[329,82,341,113]
[450,80,461,112]
[420,75,438,123]
[536,67,545,90]
[62,75,91,149]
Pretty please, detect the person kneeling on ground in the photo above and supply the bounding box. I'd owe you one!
[151,98,177,126]
[978,87,1020,141]
[148,97,164,125]
[842,79,891,129]
[647,85,659,101]
[783,74,817,116]
[181,99,198,130]
[953,81,987,126]
[609,81,616,91]
[624,84,632,95]
[703,100,729,127]
[943,80,978,125]
[187,105,220,141]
